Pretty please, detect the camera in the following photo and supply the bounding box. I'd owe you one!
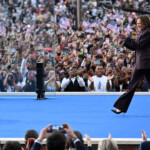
[86,63,91,71]
[7,74,15,86]
[68,61,72,65]
[48,125,66,133]
[79,54,86,59]
[31,59,36,64]
[63,47,69,51]
[8,74,14,80]
[70,46,74,50]
[95,55,102,59]
[94,38,100,41]
[63,51,67,55]
[72,67,77,72]
[94,60,101,65]
[128,71,132,75]
[76,42,80,46]
[7,65,11,70]
[68,40,72,43]
[20,45,24,48]
[110,63,115,69]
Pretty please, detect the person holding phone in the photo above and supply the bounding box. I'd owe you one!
[111,15,150,114]
[44,70,61,92]
[61,66,86,91]
[30,123,85,150]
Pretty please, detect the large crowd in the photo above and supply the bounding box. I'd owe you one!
[0,0,150,92]
[0,1,150,150]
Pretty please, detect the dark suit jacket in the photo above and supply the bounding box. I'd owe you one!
[138,141,150,150]
[124,30,150,69]
[30,140,87,150]
[30,141,41,150]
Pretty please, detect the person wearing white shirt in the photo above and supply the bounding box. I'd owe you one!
[61,66,85,91]
[88,65,114,92]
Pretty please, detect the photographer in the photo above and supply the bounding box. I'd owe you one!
[3,72,21,92]
[44,70,61,92]
[22,70,36,92]
[30,123,85,150]
[61,66,86,92]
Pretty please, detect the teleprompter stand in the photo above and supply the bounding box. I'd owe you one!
[35,62,47,100]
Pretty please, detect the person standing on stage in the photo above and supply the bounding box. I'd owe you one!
[111,15,150,114]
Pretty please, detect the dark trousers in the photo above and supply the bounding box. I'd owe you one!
[114,68,150,112]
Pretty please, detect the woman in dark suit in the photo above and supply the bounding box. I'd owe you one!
[111,15,150,114]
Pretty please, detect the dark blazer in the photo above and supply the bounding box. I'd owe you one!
[30,140,86,150]
[30,142,41,150]
[138,141,150,150]
[124,30,150,69]
[74,140,86,150]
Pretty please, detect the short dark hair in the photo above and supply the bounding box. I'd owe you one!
[2,141,22,150]
[24,129,39,143]
[47,132,66,150]
[96,64,103,69]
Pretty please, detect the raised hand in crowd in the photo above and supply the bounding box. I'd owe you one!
[142,130,147,141]
[107,74,114,81]
[85,134,92,147]
[138,130,150,150]
[108,133,112,139]
[36,124,52,142]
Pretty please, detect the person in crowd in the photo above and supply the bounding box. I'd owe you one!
[3,71,22,92]
[0,0,149,93]
[44,69,61,92]
[66,131,93,150]
[66,130,84,150]
[138,130,150,150]
[88,65,114,92]
[24,129,39,150]
[98,133,118,150]
[105,66,119,91]
[111,15,150,114]
[30,123,85,150]
[61,66,86,91]
[84,134,93,150]
[138,142,150,150]
[98,139,118,150]
[2,141,23,150]
[0,68,6,91]
[22,70,36,92]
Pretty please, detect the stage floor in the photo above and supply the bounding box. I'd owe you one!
[0,94,150,138]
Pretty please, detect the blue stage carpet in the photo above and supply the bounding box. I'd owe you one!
[0,95,150,138]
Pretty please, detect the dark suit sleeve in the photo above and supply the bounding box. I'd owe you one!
[138,141,150,150]
[124,31,150,50]
[87,146,93,150]
[74,140,86,150]
[124,37,136,50]
[30,142,42,150]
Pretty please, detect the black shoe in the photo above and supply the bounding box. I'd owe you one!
[111,109,125,114]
